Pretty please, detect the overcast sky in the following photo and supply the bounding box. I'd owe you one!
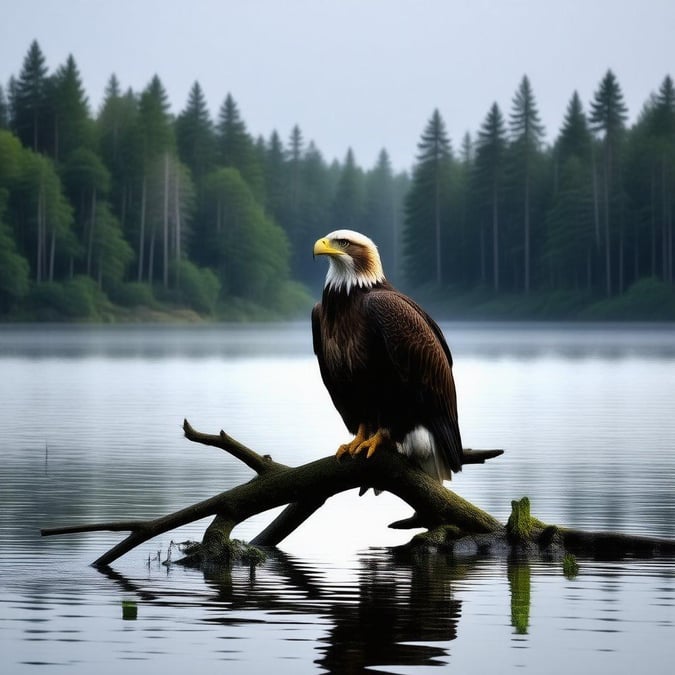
[1,0,674,171]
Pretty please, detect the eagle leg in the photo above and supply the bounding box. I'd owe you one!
[354,428,390,459]
[336,423,368,459]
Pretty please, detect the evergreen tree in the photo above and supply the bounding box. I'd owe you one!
[509,75,545,292]
[48,54,92,161]
[263,130,286,223]
[363,149,397,279]
[648,75,675,283]
[590,69,628,295]
[331,148,364,232]
[545,155,594,290]
[473,102,507,291]
[403,109,453,286]
[175,81,216,185]
[547,91,596,289]
[557,91,592,164]
[11,40,49,152]
[135,75,174,282]
[137,75,174,160]
[97,78,141,241]
[298,142,332,287]
[0,85,9,129]
[217,93,263,200]
[62,147,111,276]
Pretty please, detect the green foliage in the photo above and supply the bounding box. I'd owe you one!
[48,54,93,160]
[1,42,675,321]
[0,85,8,129]
[0,214,30,311]
[172,259,220,314]
[581,278,675,320]
[202,167,290,303]
[27,275,104,320]
[11,40,49,152]
[331,148,364,231]
[175,81,216,183]
[403,109,453,286]
[108,281,155,308]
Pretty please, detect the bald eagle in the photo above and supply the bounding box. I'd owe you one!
[312,229,462,483]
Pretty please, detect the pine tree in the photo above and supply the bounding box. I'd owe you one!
[649,76,675,283]
[509,75,545,293]
[363,149,397,279]
[97,76,141,242]
[473,102,507,291]
[48,54,92,161]
[547,91,595,289]
[331,148,364,232]
[136,75,174,283]
[403,109,453,286]
[590,69,628,295]
[0,85,9,129]
[263,130,286,223]
[175,81,216,185]
[557,91,592,164]
[11,40,49,152]
[217,93,263,200]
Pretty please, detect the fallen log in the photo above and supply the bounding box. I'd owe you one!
[41,419,675,567]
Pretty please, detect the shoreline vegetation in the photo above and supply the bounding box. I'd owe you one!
[1,41,674,324]
[2,274,674,323]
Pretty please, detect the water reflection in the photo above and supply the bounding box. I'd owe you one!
[3,323,675,673]
[103,550,466,672]
[86,550,675,674]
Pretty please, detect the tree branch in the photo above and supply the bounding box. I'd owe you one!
[41,421,675,568]
[41,420,503,567]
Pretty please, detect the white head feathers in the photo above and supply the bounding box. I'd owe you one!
[317,229,386,294]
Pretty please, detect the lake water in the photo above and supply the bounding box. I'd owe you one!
[1,322,674,674]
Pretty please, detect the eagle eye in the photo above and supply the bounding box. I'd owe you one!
[336,238,350,248]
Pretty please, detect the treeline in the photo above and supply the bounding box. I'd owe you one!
[0,40,409,320]
[404,73,675,317]
[0,40,674,321]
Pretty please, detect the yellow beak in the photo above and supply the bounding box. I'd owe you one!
[313,238,344,257]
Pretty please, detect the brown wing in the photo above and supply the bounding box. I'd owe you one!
[363,289,463,474]
[311,300,360,434]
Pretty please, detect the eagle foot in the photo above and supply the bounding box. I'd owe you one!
[336,424,368,460]
[353,429,388,459]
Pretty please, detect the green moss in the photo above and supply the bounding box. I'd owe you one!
[506,497,546,541]
[563,553,579,579]
[121,600,138,620]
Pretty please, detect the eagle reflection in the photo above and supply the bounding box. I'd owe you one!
[317,553,463,672]
[199,550,464,672]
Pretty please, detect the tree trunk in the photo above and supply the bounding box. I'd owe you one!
[86,187,97,277]
[137,176,146,282]
[604,141,612,297]
[524,174,530,294]
[492,181,499,292]
[162,152,169,289]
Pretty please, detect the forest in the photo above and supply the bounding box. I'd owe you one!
[1,40,674,321]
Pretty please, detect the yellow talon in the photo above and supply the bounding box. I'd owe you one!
[336,423,367,459]
[353,429,388,458]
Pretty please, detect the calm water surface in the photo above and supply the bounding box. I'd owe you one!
[1,322,674,674]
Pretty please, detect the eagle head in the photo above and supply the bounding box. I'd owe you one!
[314,229,385,294]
